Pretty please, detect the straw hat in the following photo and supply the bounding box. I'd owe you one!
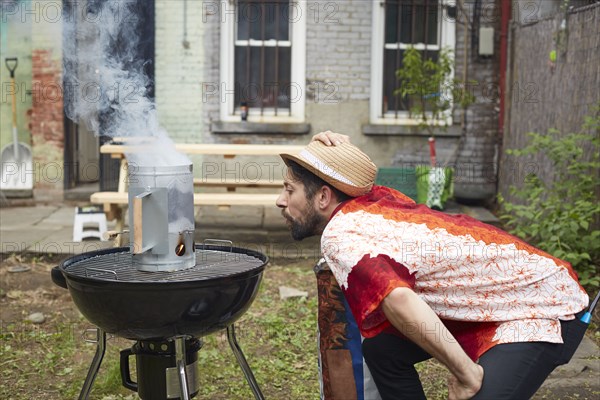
[280,141,377,197]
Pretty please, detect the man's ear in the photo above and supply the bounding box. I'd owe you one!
[316,185,335,211]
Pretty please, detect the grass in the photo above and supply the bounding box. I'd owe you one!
[0,261,322,399]
[191,273,321,400]
[0,321,88,398]
[1,257,596,399]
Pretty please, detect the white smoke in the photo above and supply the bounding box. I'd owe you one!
[62,1,189,167]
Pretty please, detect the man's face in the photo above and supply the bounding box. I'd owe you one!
[276,172,327,241]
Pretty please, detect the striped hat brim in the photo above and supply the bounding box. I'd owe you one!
[280,141,377,197]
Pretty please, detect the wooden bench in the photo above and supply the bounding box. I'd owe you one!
[99,143,306,157]
[194,178,284,191]
[91,191,280,210]
[91,142,303,238]
[92,191,280,228]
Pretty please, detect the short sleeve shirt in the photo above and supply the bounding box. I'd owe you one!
[321,186,589,360]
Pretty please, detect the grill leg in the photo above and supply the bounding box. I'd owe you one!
[79,328,106,400]
[227,324,264,400]
[175,336,191,400]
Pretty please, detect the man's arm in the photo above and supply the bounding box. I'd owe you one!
[382,287,484,400]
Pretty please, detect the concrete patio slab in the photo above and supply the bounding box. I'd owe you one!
[0,206,59,230]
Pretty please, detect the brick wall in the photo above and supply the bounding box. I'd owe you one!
[155,0,205,143]
[201,1,222,142]
[31,49,63,151]
[201,0,501,201]
[0,1,65,198]
[384,0,501,201]
[305,0,371,103]
[200,1,375,139]
[451,0,501,201]
[30,4,64,197]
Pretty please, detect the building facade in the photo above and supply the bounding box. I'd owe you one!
[1,0,510,203]
[200,0,502,201]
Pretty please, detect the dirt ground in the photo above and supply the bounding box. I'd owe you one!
[0,253,324,399]
[0,254,71,321]
[1,253,598,399]
[0,254,94,399]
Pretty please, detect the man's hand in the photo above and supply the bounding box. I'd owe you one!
[311,131,350,146]
[448,363,484,400]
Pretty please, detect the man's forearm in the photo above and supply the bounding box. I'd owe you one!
[381,287,478,383]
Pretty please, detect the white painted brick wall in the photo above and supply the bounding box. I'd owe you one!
[29,1,62,54]
[203,0,375,122]
[155,0,205,143]
[306,0,372,103]
[201,3,221,141]
[199,0,501,200]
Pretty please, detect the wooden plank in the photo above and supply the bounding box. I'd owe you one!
[100,143,303,157]
[194,193,279,206]
[117,158,128,192]
[111,137,156,144]
[181,143,303,155]
[91,192,279,206]
[92,192,128,204]
[193,178,284,188]
[132,196,143,253]
[498,7,600,206]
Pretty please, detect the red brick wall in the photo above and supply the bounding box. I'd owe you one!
[30,48,64,193]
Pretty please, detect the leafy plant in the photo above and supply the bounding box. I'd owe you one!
[498,109,600,287]
[394,47,475,136]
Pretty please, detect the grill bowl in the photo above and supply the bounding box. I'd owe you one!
[52,245,268,340]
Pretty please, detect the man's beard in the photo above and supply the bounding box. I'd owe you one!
[282,205,326,241]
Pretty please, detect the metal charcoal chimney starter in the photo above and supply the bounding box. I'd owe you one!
[128,164,195,271]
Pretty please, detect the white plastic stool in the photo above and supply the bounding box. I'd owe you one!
[73,206,107,242]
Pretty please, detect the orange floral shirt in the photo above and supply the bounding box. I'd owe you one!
[321,186,589,360]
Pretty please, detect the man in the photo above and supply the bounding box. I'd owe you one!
[276,133,590,399]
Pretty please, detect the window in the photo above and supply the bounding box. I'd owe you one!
[220,0,306,123]
[370,0,455,125]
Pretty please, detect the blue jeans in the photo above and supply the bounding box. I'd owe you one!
[362,315,588,400]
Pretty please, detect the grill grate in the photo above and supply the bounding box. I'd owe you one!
[65,249,264,283]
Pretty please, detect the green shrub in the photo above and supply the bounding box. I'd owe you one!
[394,46,475,136]
[498,110,600,288]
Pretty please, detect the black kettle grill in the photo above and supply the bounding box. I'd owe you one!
[51,243,268,400]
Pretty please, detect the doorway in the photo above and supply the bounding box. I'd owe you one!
[62,0,155,198]
[64,117,99,198]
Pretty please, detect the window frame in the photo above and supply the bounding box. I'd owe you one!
[370,0,456,126]
[220,0,306,123]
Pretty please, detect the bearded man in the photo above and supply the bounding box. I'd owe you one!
[276,132,590,400]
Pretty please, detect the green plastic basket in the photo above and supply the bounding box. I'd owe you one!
[415,166,454,210]
[375,167,418,200]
